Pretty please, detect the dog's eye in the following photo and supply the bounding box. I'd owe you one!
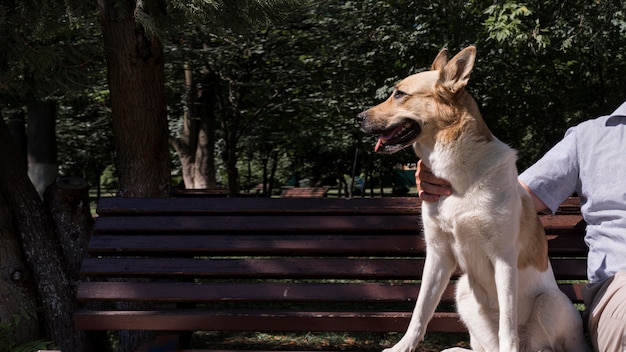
[393,90,407,99]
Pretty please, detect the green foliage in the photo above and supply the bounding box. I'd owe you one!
[57,88,115,191]
[137,0,308,39]
[100,164,118,193]
[0,308,56,352]
[163,0,626,191]
[484,2,549,50]
[3,0,626,192]
[474,0,626,167]
[0,1,102,101]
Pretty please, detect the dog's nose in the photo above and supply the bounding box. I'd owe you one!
[356,111,367,124]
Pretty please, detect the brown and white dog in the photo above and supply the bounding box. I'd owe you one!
[357,46,586,352]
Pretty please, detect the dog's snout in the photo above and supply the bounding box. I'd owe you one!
[357,111,367,125]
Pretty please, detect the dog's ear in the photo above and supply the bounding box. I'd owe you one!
[431,48,449,71]
[438,46,476,97]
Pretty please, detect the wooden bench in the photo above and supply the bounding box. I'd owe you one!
[74,197,587,350]
[280,186,331,197]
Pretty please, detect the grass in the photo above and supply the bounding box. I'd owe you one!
[190,331,470,351]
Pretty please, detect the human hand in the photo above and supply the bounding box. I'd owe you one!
[416,160,452,201]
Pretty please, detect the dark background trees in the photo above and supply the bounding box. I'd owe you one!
[6,0,624,197]
[1,0,626,350]
[4,0,626,196]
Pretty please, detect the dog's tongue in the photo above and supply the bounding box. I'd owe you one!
[374,126,402,152]
[374,138,384,152]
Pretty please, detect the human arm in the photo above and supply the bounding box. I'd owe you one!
[417,158,550,213]
[519,180,549,213]
[518,126,580,214]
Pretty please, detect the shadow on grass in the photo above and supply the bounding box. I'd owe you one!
[191,331,470,351]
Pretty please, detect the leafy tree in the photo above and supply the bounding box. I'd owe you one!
[169,1,429,195]
[476,0,626,168]
[98,0,305,198]
[0,2,101,350]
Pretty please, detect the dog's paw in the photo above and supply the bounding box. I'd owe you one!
[382,347,410,352]
[382,347,399,352]
[383,341,417,352]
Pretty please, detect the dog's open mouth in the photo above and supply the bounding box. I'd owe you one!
[374,120,421,153]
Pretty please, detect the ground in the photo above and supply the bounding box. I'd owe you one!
[190,331,471,351]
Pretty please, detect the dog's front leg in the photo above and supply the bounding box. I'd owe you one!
[384,237,457,352]
[493,254,519,352]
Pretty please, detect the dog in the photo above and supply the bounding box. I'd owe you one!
[357,46,586,352]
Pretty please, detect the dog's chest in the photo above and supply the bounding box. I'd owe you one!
[422,196,468,233]
[424,205,494,285]
[423,199,492,257]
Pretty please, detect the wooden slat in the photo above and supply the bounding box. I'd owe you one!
[79,257,427,279]
[76,282,434,303]
[76,281,584,304]
[73,310,465,333]
[86,233,586,256]
[172,189,230,197]
[76,282,425,303]
[95,197,422,216]
[549,258,588,280]
[80,252,586,281]
[540,214,585,234]
[281,187,330,198]
[94,197,581,218]
[86,234,425,256]
[554,197,581,215]
[92,214,581,236]
[546,233,588,254]
[93,215,421,233]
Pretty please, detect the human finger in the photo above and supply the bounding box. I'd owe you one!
[416,160,451,200]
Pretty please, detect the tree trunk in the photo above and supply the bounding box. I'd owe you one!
[197,73,218,188]
[0,195,40,346]
[269,151,279,196]
[176,63,199,188]
[222,107,241,196]
[27,101,58,198]
[192,127,213,188]
[0,115,86,351]
[43,176,93,274]
[98,0,171,198]
[225,145,240,196]
[171,63,218,190]
[5,108,27,169]
[98,1,170,349]
[195,90,217,188]
[261,153,269,195]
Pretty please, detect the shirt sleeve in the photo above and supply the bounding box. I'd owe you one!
[519,127,580,213]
